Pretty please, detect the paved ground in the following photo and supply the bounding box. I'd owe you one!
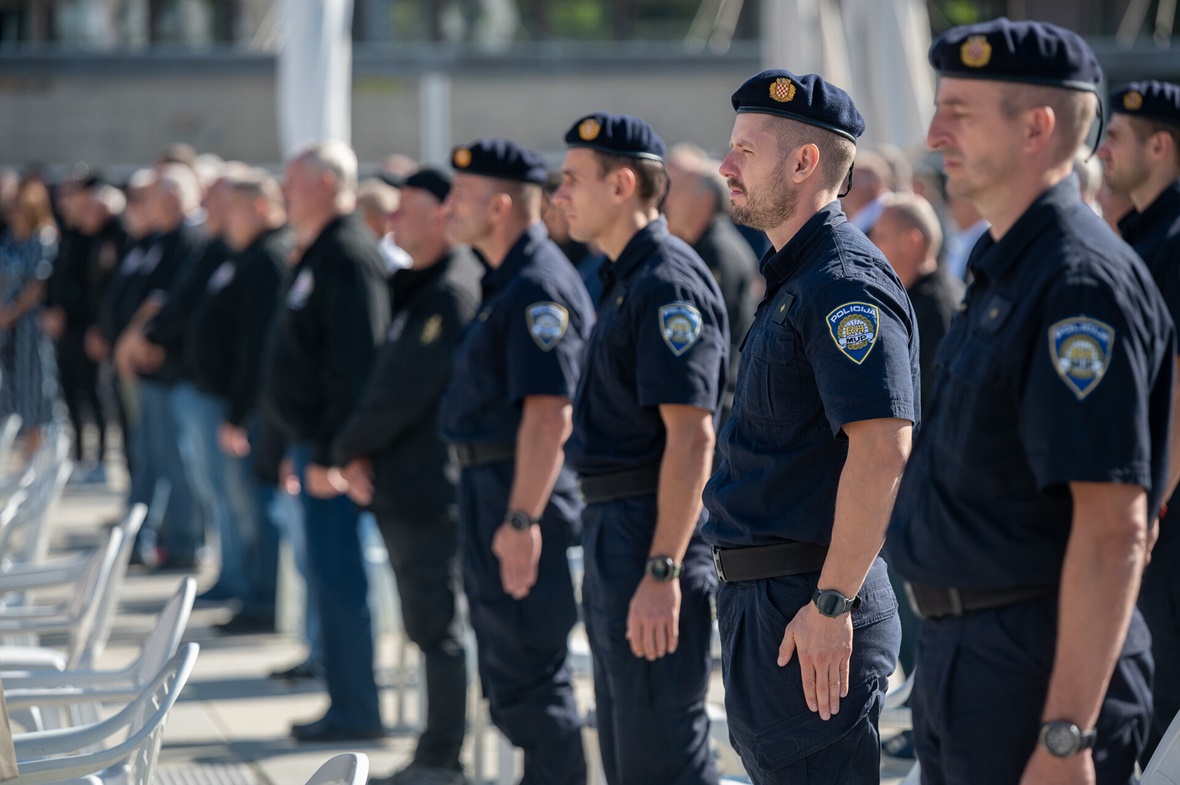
[22,469,915,785]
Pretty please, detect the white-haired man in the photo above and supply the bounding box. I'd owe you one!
[260,140,391,742]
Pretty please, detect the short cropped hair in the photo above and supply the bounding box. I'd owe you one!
[592,151,669,208]
[880,191,943,258]
[295,140,358,195]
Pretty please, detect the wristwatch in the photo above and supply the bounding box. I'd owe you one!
[1038,721,1097,758]
[503,510,539,532]
[812,588,862,618]
[645,556,684,582]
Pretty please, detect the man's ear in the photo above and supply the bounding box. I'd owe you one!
[1024,105,1057,155]
[611,165,638,202]
[792,143,822,183]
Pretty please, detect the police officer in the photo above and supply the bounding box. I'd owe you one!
[260,140,390,742]
[554,113,729,785]
[333,168,481,785]
[438,139,593,785]
[1097,78,1180,764]
[886,19,1172,784]
[701,72,916,784]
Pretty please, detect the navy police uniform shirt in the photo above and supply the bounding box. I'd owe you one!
[565,216,729,476]
[886,177,1175,588]
[702,202,919,549]
[1120,179,1180,337]
[439,222,593,444]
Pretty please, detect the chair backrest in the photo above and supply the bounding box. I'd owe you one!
[127,578,196,687]
[10,643,200,785]
[1141,709,1180,784]
[0,456,72,567]
[58,527,126,669]
[68,504,148,669]
[0,413,21,467]
[304,753,370,785]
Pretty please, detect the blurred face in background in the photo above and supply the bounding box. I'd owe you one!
[394,186,447,266]
[443,173,496,247]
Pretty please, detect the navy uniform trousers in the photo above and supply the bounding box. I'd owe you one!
[458,461,586,785]
[717,558,900,784]
[581,494,719,785]
[913,596,1153,785]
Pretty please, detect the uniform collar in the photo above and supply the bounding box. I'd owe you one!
[969,175,1083,283]
[610,216,670,283]
[1121,179,1180,245]
[760,201,845,286]
[483,222,548,296]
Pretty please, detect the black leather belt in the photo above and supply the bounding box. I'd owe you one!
[577,465,661,505]
[712,542,829,583]
[905,582,1058,620]
[449,442,516,469]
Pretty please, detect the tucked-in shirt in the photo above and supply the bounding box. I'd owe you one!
[702,202,919,549]
[886,177,1175,588]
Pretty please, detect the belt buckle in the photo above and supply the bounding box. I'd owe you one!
[576,477,587,504]
[712,547,728,583]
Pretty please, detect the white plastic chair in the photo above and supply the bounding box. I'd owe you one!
[1141,709,1180,784]
[1,578,197,731]
[0,459,73,568]
[304,753,370,785]
[8,643,199,785]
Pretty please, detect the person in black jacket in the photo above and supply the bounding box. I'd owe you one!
[333,168,481,785]
[188,169,289,632]
[260,140,390,743]
[114,163,208,570]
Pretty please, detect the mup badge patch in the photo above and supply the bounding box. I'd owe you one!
[527,302,569,351]
[660,302,703,356]
[1049,317,1113,400]
[827,302,879,364]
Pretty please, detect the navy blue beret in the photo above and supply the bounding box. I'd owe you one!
[730,69,864,143]
[563,112,666,162]
[1111,80,1180,125]
[450,138,548,185]
[402,167,452,203]
[929,17,1102,93]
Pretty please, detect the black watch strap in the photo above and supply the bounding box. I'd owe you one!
[504,510,539,531]
[645,556,683,582]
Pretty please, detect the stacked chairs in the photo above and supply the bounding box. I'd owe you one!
[1,578,196,731]
[0,505,146,673]
[7,643,199,785]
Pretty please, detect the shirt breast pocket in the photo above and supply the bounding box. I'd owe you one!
[736,322,799,427]
[935,335,1009,457]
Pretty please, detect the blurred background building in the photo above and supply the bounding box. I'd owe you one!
[1,0,1179,173]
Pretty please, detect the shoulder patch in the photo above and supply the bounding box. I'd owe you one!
[660,302,703,356]
[526,301,569,351]
[286,268,315,310]
[1049,317,1113,400]
[421,313,443,345]
[826,302,879,364]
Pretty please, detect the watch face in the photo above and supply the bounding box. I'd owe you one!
[815,592,843,616]
[1042,724,1079,757]
[648,559,671,579]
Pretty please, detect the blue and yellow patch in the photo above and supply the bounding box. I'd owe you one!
[1049,317,1113,400]
[526,302,569,352]
[827,302,879,364]
[660,302,703,356]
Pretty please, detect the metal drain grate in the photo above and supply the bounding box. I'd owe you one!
[153,763,262,785]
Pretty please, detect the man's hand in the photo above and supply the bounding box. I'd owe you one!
[778,602,853,721]
[305,463,348,499]
[218,423,251,457]
[84,327,109,362]
[279,458,300,496]
[340,458,374,507]
[39,307,65,341]
[626,576,681,661]
[1020,747,1095,785]
[492,522,542,600]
